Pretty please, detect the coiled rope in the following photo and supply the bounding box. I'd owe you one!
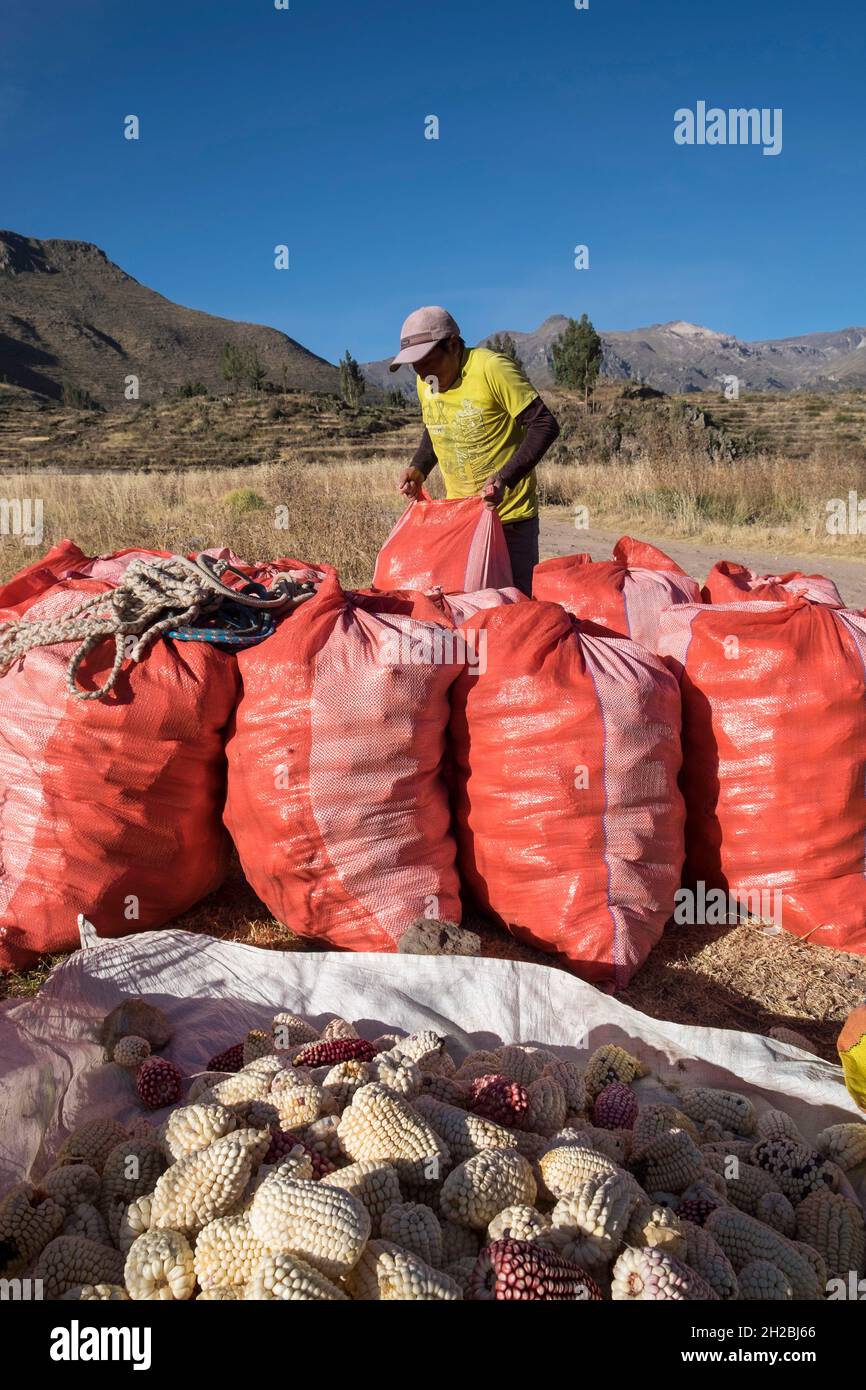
[0,553,309,700]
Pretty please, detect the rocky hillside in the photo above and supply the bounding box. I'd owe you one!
[0,230,340,405]
[365,317,866,396]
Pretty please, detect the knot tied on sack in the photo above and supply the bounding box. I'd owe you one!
[0,552,310,700]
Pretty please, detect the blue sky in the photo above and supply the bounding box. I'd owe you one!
[3,0,865,364]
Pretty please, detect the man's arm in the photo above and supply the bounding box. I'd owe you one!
[495,397,560,489]
[409,428,438,479]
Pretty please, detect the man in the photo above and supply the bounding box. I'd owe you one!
[392,306,560,595]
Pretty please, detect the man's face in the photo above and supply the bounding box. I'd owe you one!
[413,335,462,391]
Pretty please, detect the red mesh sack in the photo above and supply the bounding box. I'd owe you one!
[449,601,685,987]
[0,543,240,971]
[373,491,513,594]
[658,599,866,952]
[702,560,844,607]
[532,537,701,652]
[224,567,462,951]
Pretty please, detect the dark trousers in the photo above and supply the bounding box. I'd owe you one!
[502,514,540,596]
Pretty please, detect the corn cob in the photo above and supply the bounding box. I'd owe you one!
[193,1212,266,1289]
[497,1045,551,1087]
[0,1182,66,1274]
[584,1044,648,1100]
[488,1204,553,1245]
[817,1123,866,1172]
[638,1129,705,1195]
[755,1190,797,1238]
[293,1038,377,1069]
[795,1188,865,1282]
[271,1012,320,1052]
[538,1144,621,1200]
[624,1198,685,1256]
[443,1255,478,1296]
[542,1059,587,1114]
[347,1239,462,1300]
[246,1251,350,1300]
[322,1060,372,1111]
[380,1201,443,1268]
[725,1161,783,1215]
[320,1160,402,1236]
[439,1220,482,1265]
[593,1083,638,1131]
[367,1051,422,1099]
[34,1235,126,1299]
[440,1150,537,1230]
[550,1171,640,1252]
[611,1245,719,1301]
[56,1119,129,1174]
[40,1164,101,1214]
[705,1207,821,1299]
[62,1203,110,1245]
[757,1108,805,1143]
[524,1075,568,1136]
[197,1286,245,1300]
[469,1074,530,1127]
[337,1084,450,1188]
[414,1095,518,1162]
[454,1050,502,1084]
[117,1193,155,1255]
[124,1229,196,1300]
[677,1219,739,1299]
[632,1105,699,1159]
[150,1128,268,1234]
[669,1085,756,1136]
[750,1137,833,1204]
[470,1237,603,1301]
[249,1175,370,1278]
[59,1283,131,1301]
[320,1017,360,1043]
[737,1259,793,1300]
[162,1104,238,1160]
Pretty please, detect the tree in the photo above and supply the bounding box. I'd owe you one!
[244,348,267,393]
[339,350,366,409]
[220,342,245,392]
[551,314,603,410]
[488,332,524,371]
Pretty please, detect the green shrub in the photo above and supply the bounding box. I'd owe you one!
[222,486,266,513]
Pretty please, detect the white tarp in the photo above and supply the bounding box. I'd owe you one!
[0,927,862,1191]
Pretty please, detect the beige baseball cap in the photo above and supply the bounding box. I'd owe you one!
[389,306,460,371]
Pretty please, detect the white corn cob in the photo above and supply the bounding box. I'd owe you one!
[368,1052,422,1099]
[523,1075,568,1137]
[705,1207,820,1299]
[150,1128,269,1234]
[669,1086,756,1137]
[246,1252,350,1300]
[538,1144,620,1200]
[271,1012,320,1051]
[497,1045,550,1088]
[639,1129,705,1194]
[755,1191,797,1238]
[101,1139,167,1240]
[542,1059,587,1114]
[162,1104,238,1160]
[439,1220,481,1265]
[59,1283,130,1301]
[337,1084,450,1189]
[439,1150,536,1230]
[124,1229,196,1300]
[322,1060,372,1111]
[677,1219,739,1299]
[488,1204,552,1245]
[320,1161,402,1236]
[380,1202,443,1268]
[817,1123,866,1172]
[632,1105,699,1159]
[193,1212,266,1289]
[750,1137,833,1204]
[0,1182,65,1273]
[551,1171,640,1252]
[611,1245,718,1300]
[795,1188,865,1283]
[56,1119,129,1174]
[62,1203,110,1245]
[249,1175,370,1278]
[757,1108,805,1144]
[346,1239,462,1300]
[413,1095,517,1163]
[40,1164,101,1215]
[34,1235,125,1299]
[737,1259,793,1300]
[725,1161,783,1215]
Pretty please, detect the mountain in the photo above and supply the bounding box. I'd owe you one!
[363,316,866,396]
[0,230,339,404]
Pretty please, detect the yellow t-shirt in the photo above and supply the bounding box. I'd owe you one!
[416,347,539,523]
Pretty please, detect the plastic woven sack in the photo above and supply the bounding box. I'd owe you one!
[425,585,528,625]
[702,559,844,607]
[658,599,866,952]
[0,542,240,972]
[224,566,462,951]
[532,536,701,653]
[449,601,685,987]
[373,491,513,594]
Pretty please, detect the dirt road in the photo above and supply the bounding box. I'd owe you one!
[540,510,866,609]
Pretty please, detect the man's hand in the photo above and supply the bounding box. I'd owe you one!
[398,466,425,500]
[481,476,505,510]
